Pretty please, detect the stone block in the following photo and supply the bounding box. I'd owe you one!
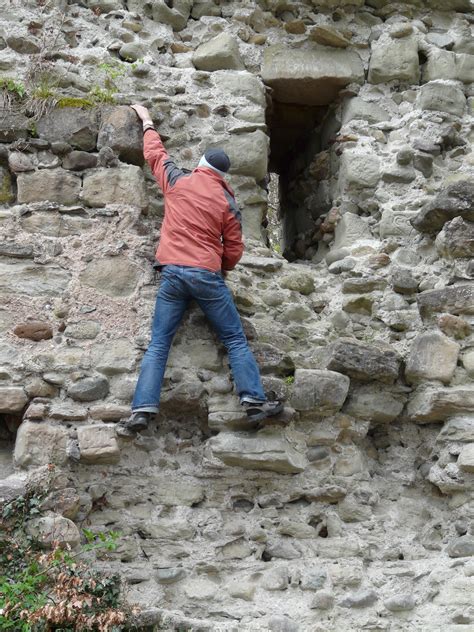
[423,49,474,84]
[13,321,53,341]
[324,338,400,384]
[437,416,474,443]
[92,339,136,374]
[405,331,460,385]
[0,386,28,412]
[379,210,418,238]
[20,211,93,238]
[33,347,89,374]
[14,421,68,467]
[0,98,29,142]
[406,386,474,423]
[0,242,34,259]
[97,106,143,166]
[262,45,364,106]
[80,257,140,298]
[411,181,474,233]
[82,166,148,209]
[279,271,314,295]
[213,71,266,107]
[64,321,101,340]
[62,150,97,171]
[26,514,81,549]
[341,97,390,125]
[0,261,71,297]
[338,150,380,190]
[436,217,474,258]
[434,578,474,606]
[152,479,205,506]
[290,369,350,415]
[209,428,308,474]
[152,0,191,31]
[252,343,294,376]
[458,444,474,473]
[168,338,221,372]
[339,589,378,608]
[17,169,81,205]
[333,213,370,250]
[384,594,416,612]
[418,81,466,116]
[0,166,13,203]
[311,590,334,610]
[417,285,474,319]
[160,380,206,418]
[193,33,244,71]
[207,130,268,181]
[463,350,474,377]
[37,107,98,150]
[67,376,109,402]
[446,535,474,558]
[343,384,404,423]
[77,424,120,464]
[368,34,420,84]
[310,25,351,48]
[0,475,27,504]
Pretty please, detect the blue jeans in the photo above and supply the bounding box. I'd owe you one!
[132,265,266,413]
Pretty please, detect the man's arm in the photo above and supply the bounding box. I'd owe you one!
[222,189,244,271]
[131,104,185,195]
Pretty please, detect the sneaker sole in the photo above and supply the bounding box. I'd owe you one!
[246,402,284,423]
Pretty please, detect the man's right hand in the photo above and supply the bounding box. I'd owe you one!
[130,104,153,126]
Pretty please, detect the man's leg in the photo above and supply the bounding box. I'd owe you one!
[129,267,189,426]
[187,269,267,403]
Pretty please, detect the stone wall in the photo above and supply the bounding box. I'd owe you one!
[0,0,474,630]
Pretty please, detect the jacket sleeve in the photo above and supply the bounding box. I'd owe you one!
[143,129,185,195]
[222,189,244,271]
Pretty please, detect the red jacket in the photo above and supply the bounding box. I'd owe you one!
[144,129,244,272]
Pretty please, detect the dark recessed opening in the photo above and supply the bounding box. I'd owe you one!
[264,90,340,262]
[0,414,20,479]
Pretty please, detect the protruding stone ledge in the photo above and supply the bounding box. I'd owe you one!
[411,180,474,234]
[406,386,474,423]
[209,428,308,474]
[417,285,474,319]
[290,369,350,416]
[262,45,364,106]
[323,338,401,384]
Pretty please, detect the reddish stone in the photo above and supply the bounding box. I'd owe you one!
[437,314,471,340]
[13,321,53,341]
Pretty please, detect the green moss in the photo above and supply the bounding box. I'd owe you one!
[0,170,13,204]
[0,77,26,99]
[56,96,95,109]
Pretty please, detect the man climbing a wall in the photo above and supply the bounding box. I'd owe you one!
[118,104,283,435]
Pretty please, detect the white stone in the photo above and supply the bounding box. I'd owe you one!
[338,150,380,190]
[77,424,120,464]
[418,81,466,116]
[368,34,420,84]
[462,350,474,377]
[14,421,68,467]
[192,33,244,71]
[458,444,474,473]
[405,331,460,385]
[0,386,28,413]
[209,428,308,474]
